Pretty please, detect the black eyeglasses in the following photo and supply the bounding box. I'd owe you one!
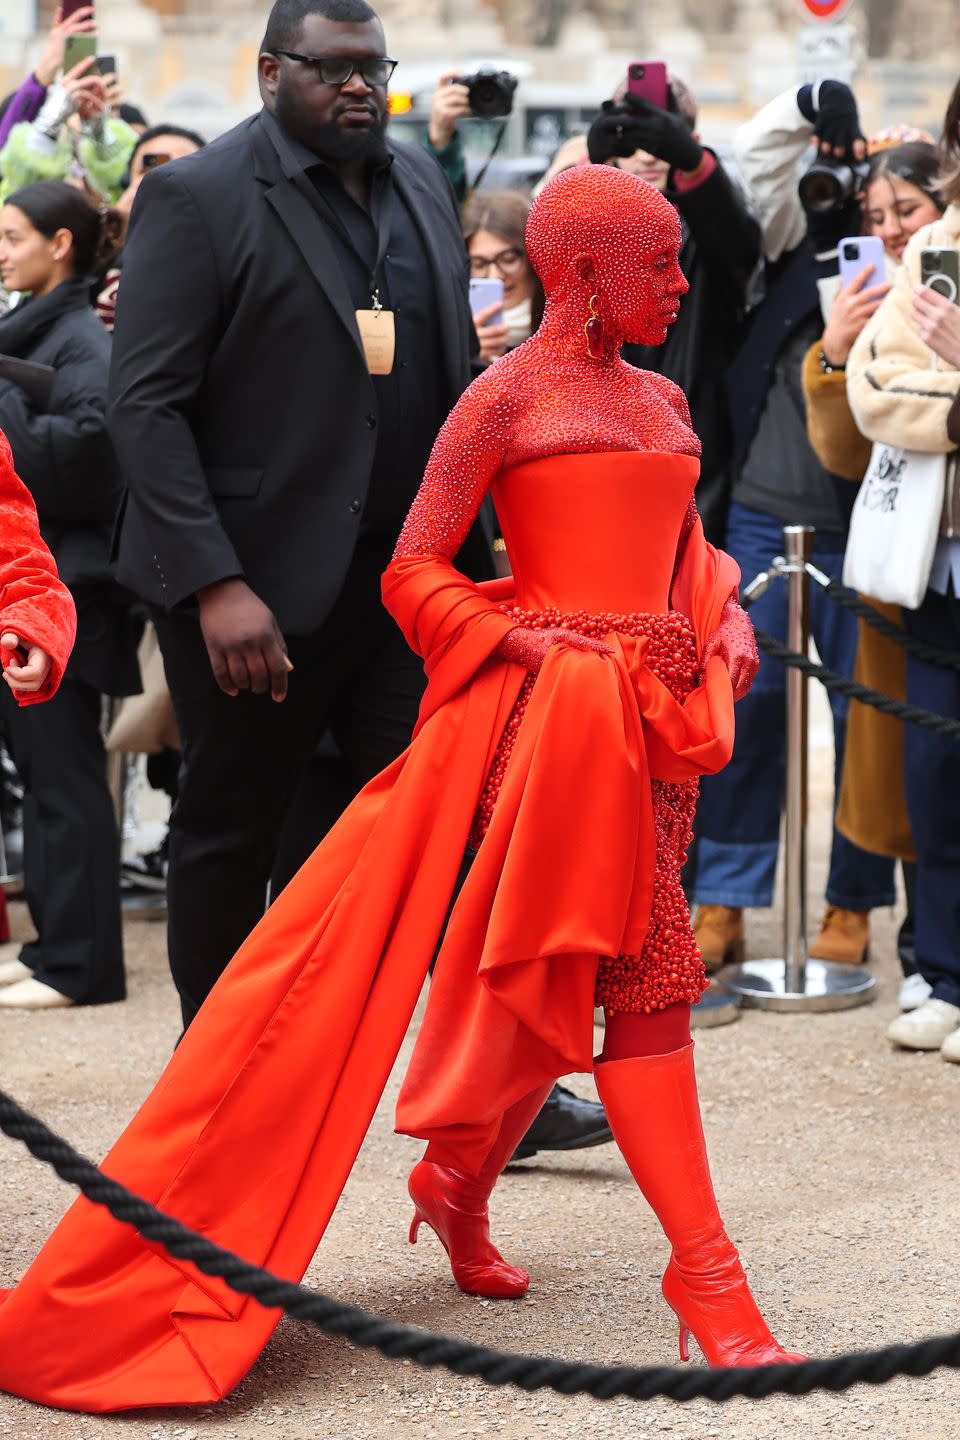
[271,52,398,86]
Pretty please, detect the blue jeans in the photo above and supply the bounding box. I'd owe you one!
[903,587,960,1007]
[694,502,896,911]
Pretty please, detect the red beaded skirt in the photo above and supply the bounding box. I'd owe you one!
[470,605,708,1015]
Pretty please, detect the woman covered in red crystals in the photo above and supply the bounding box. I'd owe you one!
[0,164,803,1415]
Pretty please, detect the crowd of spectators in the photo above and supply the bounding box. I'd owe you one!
[0,0,958,1076]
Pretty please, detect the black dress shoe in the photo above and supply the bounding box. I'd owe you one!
[510,1083,613,1162]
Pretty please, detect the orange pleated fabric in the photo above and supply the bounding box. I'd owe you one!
[0,453,737,1412]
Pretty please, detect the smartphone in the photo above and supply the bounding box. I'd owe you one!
[469,277,505,326]
[95,53,117,79]
[627,61,668,111]
[63,33,97,74]
[838,236,886,290]
[920,246,960,304]
[61,0,94,19]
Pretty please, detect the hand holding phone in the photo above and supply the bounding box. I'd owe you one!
[469,277,504,326]
[912,247,960,368]
[838,236,886,291]
[627,61,668,111]
[822,242,891,367]
[63,32,98,77]
[469,278,509,363]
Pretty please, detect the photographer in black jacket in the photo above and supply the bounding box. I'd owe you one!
[587,75,761,543]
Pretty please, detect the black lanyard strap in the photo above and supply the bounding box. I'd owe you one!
[265,118,394,305]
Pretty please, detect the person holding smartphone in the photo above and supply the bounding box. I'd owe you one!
[688,80,899,976]
[0,5,95,156]
[801,139,944,1014]
[462,189,543,364]
[847,78,960,1062]
[0,7,137,209]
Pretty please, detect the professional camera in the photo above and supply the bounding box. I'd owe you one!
[798,155,870,215]
[454,68,518,120]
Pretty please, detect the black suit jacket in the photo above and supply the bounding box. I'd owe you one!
[109,111,481,634]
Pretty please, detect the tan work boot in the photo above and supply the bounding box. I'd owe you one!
[808,906,870,965]
[693,906,744,973]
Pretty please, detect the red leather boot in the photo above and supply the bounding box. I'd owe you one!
[595,1043,806,1367]
[408,1082,553,1299]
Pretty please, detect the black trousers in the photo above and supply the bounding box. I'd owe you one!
[2,674,125,1004]
[153,539,426,1026]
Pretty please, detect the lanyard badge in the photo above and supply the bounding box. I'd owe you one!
[356,287,395,376]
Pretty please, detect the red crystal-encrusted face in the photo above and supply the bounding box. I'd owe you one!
[526,164,688,347]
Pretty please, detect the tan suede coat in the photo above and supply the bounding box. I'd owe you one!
[801,342,914,860]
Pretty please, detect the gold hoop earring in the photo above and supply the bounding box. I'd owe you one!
[584,292,603,358]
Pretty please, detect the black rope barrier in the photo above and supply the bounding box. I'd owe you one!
[808,576,960,674]
[2,1088,960,1404]
[751,628,960,742]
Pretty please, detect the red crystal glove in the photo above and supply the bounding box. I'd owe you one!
[495,625,612,675]
[701,598,758,701]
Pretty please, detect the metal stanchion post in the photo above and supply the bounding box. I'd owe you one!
[724,525,876,1012]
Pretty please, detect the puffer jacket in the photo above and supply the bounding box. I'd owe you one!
[0,278,138,696]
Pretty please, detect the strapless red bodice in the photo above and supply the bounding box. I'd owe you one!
[491,451,699,616]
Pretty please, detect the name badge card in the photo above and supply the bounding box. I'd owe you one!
[356,308,396,376]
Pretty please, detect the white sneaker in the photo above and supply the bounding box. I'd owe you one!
[0,955,32,986]
[898,973,933,1012]
[941,1027,960,1064]
[887,998,960,1051]
[0,978,73,1010]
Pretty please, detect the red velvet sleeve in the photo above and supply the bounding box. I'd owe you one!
[0,431,77,705]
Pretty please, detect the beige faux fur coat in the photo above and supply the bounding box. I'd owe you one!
[847,203,960,450]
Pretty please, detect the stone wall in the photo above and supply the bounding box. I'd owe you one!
[2,2,957,146]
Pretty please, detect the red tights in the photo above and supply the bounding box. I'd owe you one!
[599,1002,691,1062]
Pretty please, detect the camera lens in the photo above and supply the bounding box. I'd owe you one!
[842,241,859,262]
[798,166,843,214]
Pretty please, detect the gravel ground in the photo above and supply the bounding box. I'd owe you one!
[0,764,957,1440]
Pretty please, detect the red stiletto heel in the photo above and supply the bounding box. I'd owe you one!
[661,1250,806,1367]
[407,1160,529,1299]
[595,1046,807,1370]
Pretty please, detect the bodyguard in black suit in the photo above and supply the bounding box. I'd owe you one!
[108,0,488,1024]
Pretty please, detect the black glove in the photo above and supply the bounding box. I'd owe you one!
[812,79,865,159]
[586,91,703,173]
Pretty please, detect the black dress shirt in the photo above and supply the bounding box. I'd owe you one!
[267,117,448,541]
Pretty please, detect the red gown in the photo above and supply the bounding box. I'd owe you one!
[0,449,737,1412]
[0,430,75,701]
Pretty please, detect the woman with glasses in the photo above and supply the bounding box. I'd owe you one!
[462,189,544,364]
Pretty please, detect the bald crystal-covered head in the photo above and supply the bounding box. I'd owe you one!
[526,163,687,347]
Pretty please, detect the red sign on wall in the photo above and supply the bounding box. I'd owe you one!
[797,0,852,17]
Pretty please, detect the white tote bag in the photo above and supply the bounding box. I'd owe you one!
[842,442,947,608]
